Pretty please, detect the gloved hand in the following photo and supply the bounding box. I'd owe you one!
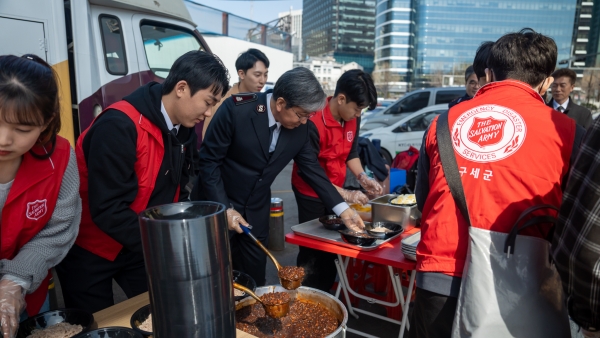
[358,172,383,197]
[339,189,369,205]
[0,279,26,338]
[339,208,365,232]
[226,208,250,234]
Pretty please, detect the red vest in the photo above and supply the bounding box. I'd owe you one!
[2,136,71,316]
[292,98,357,198]
[417,81,576,277]
[76,101,178,261]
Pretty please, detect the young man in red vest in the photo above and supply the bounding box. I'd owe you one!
[410,29,585,337]
[291,69,382,292]
[56,51,230,313]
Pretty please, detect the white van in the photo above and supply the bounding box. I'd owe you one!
[0,0,211,145]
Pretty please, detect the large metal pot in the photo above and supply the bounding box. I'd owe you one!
[139,201,234,338]
[235,285,348,338]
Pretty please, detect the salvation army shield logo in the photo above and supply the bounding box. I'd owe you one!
[347,131,354,142]
[452,105,527,163]
[467,117,506,148]
[26,199,47,220]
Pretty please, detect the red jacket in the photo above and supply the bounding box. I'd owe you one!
[292,98,357,197]
[75,101,178,261]
[2,136,71,315]
[417,80,576,277]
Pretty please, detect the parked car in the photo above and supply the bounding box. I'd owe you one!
[362,106,386,118]
[361,87,465,130]
[360,104,449,164]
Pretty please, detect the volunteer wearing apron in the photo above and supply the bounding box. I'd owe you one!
[412,29,584,338]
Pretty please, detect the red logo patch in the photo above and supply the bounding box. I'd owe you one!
[26,199,47,220]
[467,116,506,148]
[347,131,354,142]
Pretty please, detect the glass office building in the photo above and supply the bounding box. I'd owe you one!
[303,0,376,72]
[374,0,415,96]
[412,0,577,87]
[572,0,600,67]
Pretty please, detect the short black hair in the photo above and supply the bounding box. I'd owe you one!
[334,69,378,110]
[162,50,230,98]
[464,65,475,82]
[552,68,577,85]
[473,41,494,78]
[488,28,557,87]
[235,48,270,73]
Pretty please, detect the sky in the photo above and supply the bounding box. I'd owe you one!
[188,0,303,24]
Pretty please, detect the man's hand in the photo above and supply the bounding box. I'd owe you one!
[0,279,25,338]
[358,172,383,197]
[339,189,369,205]
[226,208,249,234]
[340,208,365,232]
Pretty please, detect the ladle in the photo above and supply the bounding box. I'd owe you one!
[233,282,290,318]
[240,225,303,290]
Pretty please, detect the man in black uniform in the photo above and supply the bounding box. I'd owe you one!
[193,67,364,286]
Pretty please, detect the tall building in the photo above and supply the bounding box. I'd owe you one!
[571,0,600,67]
[278,9,303,61]
[302,0,376,72]
[411,0,577,88]
[373,0,415,97]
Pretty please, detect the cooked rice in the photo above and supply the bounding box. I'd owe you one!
[27,322,83,338]
[139,314,152,332]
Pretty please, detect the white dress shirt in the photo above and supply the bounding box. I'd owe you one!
[266,94,282,152]
[553,98,569,112]
[161,101,180,134]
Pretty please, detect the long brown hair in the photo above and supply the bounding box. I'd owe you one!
[0,54,61,159]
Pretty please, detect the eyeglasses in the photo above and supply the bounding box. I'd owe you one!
[292,107,316,121]
[550,83,571,89]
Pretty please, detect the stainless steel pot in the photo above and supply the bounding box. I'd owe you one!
[139,201,234,338]
[235,285,348,338]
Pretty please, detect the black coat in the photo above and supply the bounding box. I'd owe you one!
[547,97,593,129]
[193,92,344,239]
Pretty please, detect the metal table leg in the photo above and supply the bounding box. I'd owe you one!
[398,269,416,338]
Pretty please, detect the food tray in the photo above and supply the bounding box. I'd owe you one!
[370,194,421,227]
[291,218,404,251]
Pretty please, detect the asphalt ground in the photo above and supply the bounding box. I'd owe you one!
[53,161,406,338]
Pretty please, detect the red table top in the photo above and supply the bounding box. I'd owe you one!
[285,227,418,270]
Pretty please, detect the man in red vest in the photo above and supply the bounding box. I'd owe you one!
[56,51,230,313]
[410,29,585,337]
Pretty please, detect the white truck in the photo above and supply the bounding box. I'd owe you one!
[0,0,211,145]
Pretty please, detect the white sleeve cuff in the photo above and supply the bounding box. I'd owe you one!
[333,202,350,216]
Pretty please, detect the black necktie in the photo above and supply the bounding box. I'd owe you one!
[269,124,277,153]
[171,127,178,135]
[557,106,565,113]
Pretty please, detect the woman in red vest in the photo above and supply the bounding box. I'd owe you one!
[291,69,382,292]
[0,55,81,336]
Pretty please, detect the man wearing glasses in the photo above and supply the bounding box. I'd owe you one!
[449,65,480,108]
[193,67,364,286]
[547,68,593,129]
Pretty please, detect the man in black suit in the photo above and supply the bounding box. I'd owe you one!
[548,68,593,129]
[193,67,364,286]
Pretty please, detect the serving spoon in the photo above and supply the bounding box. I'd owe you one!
[233,282,290,318]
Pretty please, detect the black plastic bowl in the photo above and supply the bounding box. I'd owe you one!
[365,221,403,239]
[233,270,256,302]
[73,327,143,338]
[339,229,377,246]
[17,308,94,338]
[130,304,152,337]
[319,215,347,231]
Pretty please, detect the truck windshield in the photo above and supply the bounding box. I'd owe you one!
[141,22,204,78]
